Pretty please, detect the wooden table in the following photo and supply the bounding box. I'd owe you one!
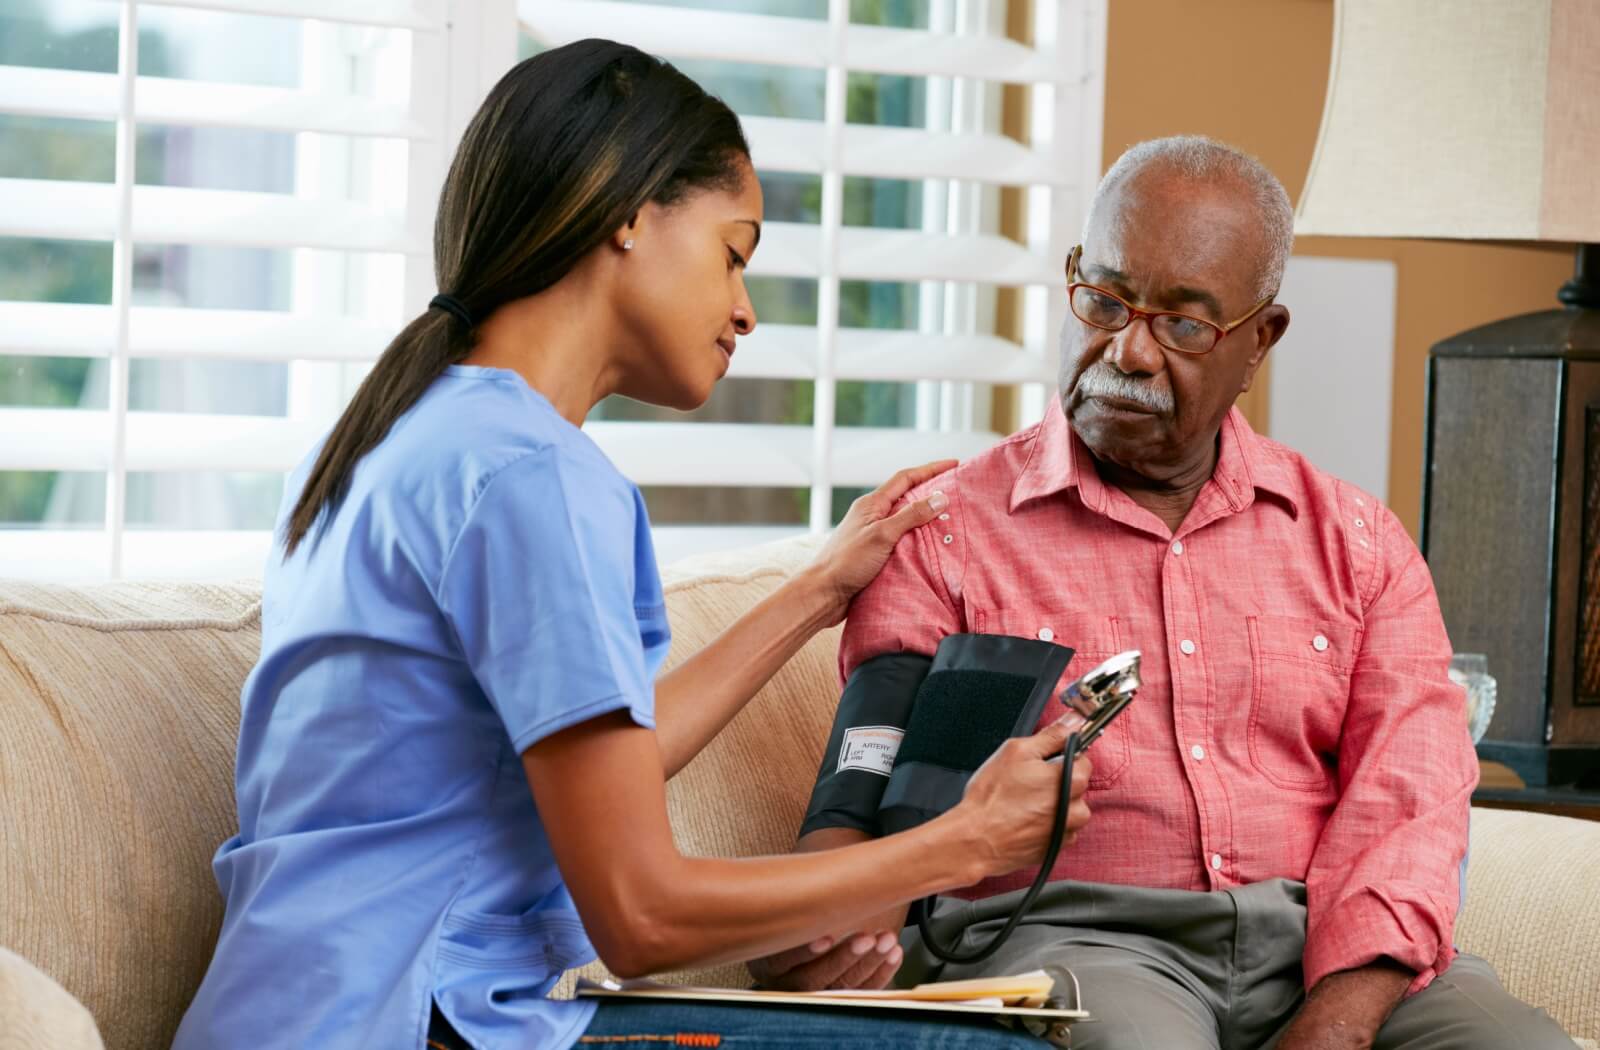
[1473,760,1600,822]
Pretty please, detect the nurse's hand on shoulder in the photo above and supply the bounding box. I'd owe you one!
[807,460,957,626]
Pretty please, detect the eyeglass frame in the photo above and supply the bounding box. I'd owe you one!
[1065,244,1274,356]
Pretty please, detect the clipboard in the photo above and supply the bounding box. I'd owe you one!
[575,968,1090,1025]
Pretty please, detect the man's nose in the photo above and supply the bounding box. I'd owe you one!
[1103,315,1164,375]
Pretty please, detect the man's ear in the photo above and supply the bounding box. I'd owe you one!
[1239,304,1290,394]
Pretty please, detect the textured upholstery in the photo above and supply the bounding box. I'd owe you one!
[1457,807,1600,1043]
[0,945,104,1050]
[0,582,258,1050]
[1,535,1596,1048]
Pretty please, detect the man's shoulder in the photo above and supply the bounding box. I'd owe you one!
[1250,430,1384,517]
[901,420,1045,506]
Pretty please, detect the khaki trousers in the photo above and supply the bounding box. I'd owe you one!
[900,879,1573,1050]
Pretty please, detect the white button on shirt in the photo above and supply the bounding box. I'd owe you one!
[1180,639,1196,655]
[1171,540,1184,555]
[1313,634,1330,652]
[1211,853,1224,871]
[1038,627,1054,642]
[1191,744,1205,761]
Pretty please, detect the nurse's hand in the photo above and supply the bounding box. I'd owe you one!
[807,460,957,625]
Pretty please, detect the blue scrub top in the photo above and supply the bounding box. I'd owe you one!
[173,365,670,1050]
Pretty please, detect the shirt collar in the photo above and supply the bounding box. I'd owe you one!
[1010,399,1300,520]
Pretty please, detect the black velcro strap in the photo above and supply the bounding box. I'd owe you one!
[797,651,932,839]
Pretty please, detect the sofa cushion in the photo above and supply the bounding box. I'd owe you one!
[0,944,105,1050]
[0,581,259,1050]
[1458,807,1600,1043]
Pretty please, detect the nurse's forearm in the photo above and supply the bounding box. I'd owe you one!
[652,566,839,778]
[628,815,981,976]
[527,712,1082,981]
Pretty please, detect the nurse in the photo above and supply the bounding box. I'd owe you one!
[174,37,1090,1050]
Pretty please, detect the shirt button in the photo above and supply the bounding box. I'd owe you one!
[1038,627,1054,642]
[1211,853,1224,871]
[1354,518,1366,529]
[1190,744,1205,761]
[938,513,951,521]
[1312,634,1329,652]
[942,534,953,544]
[1171,540,1184,555]
[1180,639,1196,655]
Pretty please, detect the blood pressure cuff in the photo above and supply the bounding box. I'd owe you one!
[798,633,1076,840]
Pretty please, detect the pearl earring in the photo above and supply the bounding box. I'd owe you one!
[623,239,634,250]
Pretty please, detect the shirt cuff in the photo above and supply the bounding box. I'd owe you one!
[1302,884,1455,995]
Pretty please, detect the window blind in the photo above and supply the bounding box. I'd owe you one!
[0,0,515,578]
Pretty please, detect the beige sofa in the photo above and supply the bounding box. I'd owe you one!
[2,535,1597,1050]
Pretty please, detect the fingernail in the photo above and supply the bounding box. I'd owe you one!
[810,938,833,953]
[928,490,948,512]
[851,936,873,955]
[877,932,896,953]
[889,947,903,965]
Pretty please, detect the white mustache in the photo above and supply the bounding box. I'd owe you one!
[1075,364,1174,414]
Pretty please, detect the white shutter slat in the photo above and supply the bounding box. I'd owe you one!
[719,323,817,379]
[743,116,1060,186]
[0,302,394,362]
[0,177,420,253]
[521,0,828,70]
[728,325,1050,383]
[125,0,445,31]
[0,529,273,580]
[846,23,1056,82]
[828,427,999,487]
[587,421,814,487]
[741,116,826,176]
[840,123,1059,186]
[0,65,429,139]
[520,0,1058,83]
[833,330,1050,383]
[0,526,817,580]
[653,525,808,565]
[752,221,1055,285]
[0,408,322,472]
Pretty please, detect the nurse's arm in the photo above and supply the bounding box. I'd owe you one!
[651,564,839,777]
[652,460,954,778]
[525,708,1086,979]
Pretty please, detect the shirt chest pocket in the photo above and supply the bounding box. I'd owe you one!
[977,608,1131,789]
[1246,615,1356,792]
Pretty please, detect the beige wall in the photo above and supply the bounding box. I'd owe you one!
[1099,0,1575,538]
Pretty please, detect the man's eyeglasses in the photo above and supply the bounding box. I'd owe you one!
[1065,244,1272,356]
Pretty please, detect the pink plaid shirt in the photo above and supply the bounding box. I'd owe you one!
[840,400,1478,994]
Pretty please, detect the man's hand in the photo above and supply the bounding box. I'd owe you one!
[747,929,903,991]
[1273,962,1413,1050]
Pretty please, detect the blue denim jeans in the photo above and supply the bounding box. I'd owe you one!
[428,999,1051,1048]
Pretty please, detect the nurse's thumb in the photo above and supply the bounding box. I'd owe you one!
[883,488,950,540]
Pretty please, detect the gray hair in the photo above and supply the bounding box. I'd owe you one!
[1084,135,1294,301]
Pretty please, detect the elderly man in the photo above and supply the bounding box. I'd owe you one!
[752,137,1572,1049]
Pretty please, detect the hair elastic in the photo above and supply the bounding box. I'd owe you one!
[429,293,475,328]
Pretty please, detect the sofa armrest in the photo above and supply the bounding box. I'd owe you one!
[0,945,105,1050]
[1458,807,1600,1042]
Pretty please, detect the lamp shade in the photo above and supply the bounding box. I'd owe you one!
[1295,0,1600,242]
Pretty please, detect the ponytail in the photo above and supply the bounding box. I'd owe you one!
[281,308,470,556]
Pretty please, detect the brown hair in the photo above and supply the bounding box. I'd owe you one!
[281,39,748,556]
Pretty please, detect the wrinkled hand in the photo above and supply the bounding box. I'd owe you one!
[807,460,957,625]
[748,930,903,992]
